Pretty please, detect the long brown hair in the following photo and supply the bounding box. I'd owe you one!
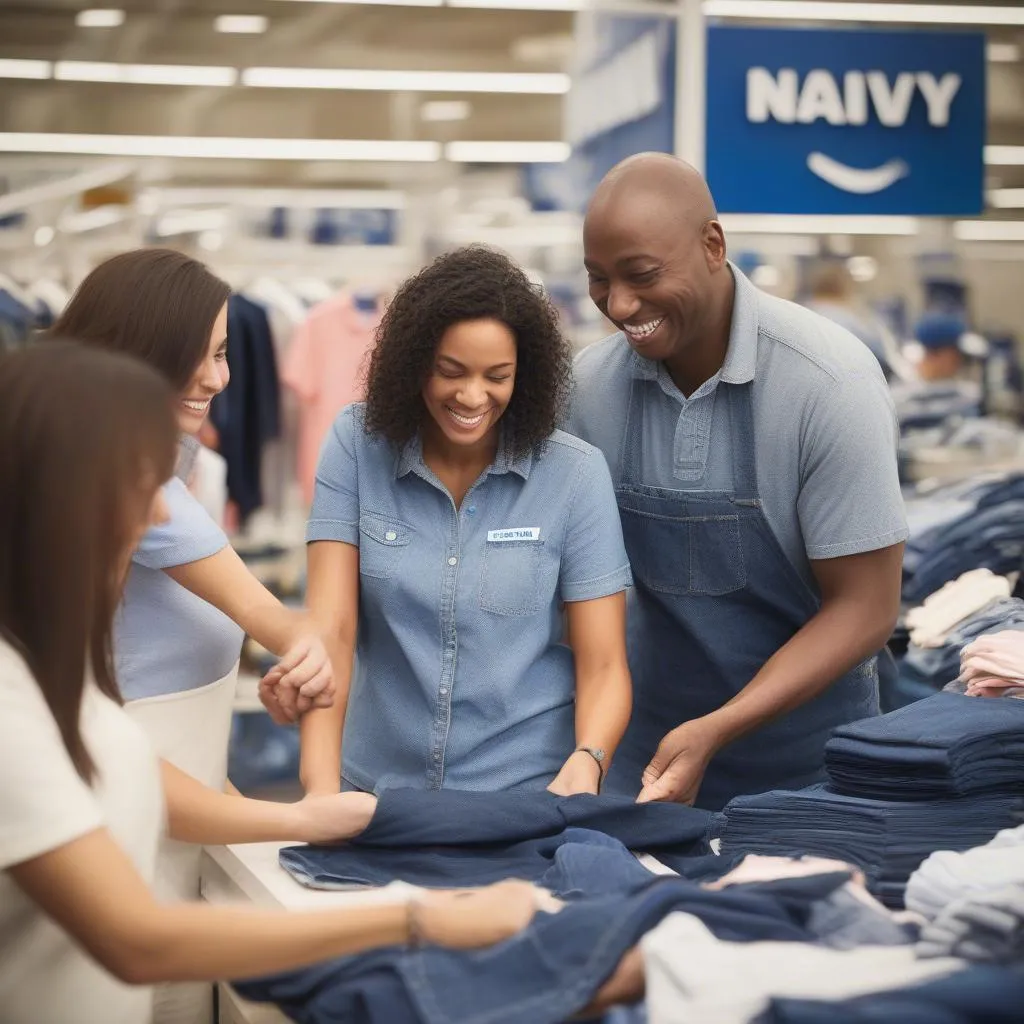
[50,247,231,391]
[0,342,178,780]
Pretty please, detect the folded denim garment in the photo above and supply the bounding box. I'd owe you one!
[719,785,1024,908]
[280,789,720,893]
[234,872,858,1024]
[824,691,1024,800]
[763,963,1024,1024]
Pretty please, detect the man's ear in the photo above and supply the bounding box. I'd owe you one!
[702,220,727,271]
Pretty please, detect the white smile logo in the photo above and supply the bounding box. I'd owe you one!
[746,67,962,196]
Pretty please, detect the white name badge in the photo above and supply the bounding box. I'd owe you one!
[487,527,541,543]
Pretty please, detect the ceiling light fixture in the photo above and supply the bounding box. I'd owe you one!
[702,2,1024,26]
[55,61,237,87]
[0,59,52,80]
[446,140,570,162]
[987,42,1020,62]
[242,67,569,93]
[421,100,471,121]
[720,214,919,235]
[986,146,1024,165]
[954,220,1024,241]
[0,133,441,162]
[150,187,407,209]
[75,9,125,28]
[989,188,1024,209]
[215,15,269,33]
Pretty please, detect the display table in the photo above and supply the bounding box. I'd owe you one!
[201,841,418,1024]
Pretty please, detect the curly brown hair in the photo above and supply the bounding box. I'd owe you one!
[364,245,572,457]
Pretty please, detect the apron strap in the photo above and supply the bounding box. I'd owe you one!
[729,381,759,501]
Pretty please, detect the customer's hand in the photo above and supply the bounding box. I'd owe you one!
[637,719,719,805]
[547,750,602,796]
[413,880,552,949]
[574,947,645,1018]
[293,791,378,844]
[259,632,335,723]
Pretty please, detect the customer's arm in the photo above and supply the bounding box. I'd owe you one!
[548,593,633,796]
[161,760,374,846]
[294,540,360,796]
[10,831,540,985]
[167,547,335,717]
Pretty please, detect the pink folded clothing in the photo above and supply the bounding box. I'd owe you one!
[959,631,1024,698]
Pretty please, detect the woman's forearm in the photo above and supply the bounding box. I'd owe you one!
[574,662,632,761]
[299,697,348,794]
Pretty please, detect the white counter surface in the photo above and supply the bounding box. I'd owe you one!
[201,841,418,1023]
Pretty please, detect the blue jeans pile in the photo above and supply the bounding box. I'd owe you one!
[825,691,1024,800]
[235,872,868,1024]
[902,474,1024,604]
[279,789,722,893]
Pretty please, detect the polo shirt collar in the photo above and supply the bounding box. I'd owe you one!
[395,428,533,481]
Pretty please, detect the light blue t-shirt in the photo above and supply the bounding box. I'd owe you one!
[569,265,908,592]
[308,403,633,792]
[115,438,244,700]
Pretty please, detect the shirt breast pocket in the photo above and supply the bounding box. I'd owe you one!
[358,512,413,581]
[479,540,547,617]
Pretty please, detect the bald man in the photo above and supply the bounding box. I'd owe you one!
[569,154,906,811]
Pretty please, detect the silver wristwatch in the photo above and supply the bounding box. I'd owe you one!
[576,746,606,777]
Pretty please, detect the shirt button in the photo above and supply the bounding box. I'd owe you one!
[448,556,458,566]
[440,687,449,695]
[385,530,397,541]
[433,752,441,761]
[467,506,476,515]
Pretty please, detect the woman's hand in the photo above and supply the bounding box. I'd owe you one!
[412,881,552,949]
[292,792,378,844]
[547,750,602,796]
[259,632,335,724]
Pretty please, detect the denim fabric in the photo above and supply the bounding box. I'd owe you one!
[308,405,632,793]
[280,790,717,892]
[719,784,1024,907]
[764,964,1024,1024]
[825,691,1024,799]
[235,872,857,1024]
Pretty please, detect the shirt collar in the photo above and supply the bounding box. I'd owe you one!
[629,261,759,386]
[394,428,533,482]
[175,434,201,483]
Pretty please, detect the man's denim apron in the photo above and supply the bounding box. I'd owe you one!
[604,373,880,810]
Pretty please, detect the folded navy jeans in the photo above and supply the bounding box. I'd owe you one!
[825,691,1024,799]
[280,790,720,893]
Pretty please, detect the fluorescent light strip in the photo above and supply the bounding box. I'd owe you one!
[448,0,581,9]
[0,59,51,80]
[148,187,407,209]
[446,141,570,162]
[720,214,919,235]
[215,15,269,33]
[987,42,1020,62]
[272,0,441,5]
[954,220,1024,242]
[0,133,440,161]
[76,8,125,28]
[55,61,237,87]
[989,188,1024,209]
[242,67,568,93]
[986,145,1024,166]
[59,205,127,233]
[702,2,1024,25]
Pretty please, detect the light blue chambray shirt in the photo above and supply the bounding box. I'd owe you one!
[569,264,908,592]
[115,437,244,700]
[308,403,633,793]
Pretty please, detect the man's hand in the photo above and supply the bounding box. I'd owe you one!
[547,750,603,796]
[636,719,720,805]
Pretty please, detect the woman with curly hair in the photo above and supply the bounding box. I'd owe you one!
[268,246,633,796]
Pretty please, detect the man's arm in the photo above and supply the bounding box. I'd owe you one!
[639,543,903,803]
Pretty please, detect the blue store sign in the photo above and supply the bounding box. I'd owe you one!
[705,26,985,215]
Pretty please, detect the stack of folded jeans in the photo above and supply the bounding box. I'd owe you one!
[824,691,1024,799]
[718,785,1023,908]
[901,473,1024,604]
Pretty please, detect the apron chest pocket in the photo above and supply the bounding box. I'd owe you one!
[625,510,746,597]
[358,513,413,580]
[479,540,546,616]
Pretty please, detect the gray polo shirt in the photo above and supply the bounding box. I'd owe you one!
[568,265,908,592]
